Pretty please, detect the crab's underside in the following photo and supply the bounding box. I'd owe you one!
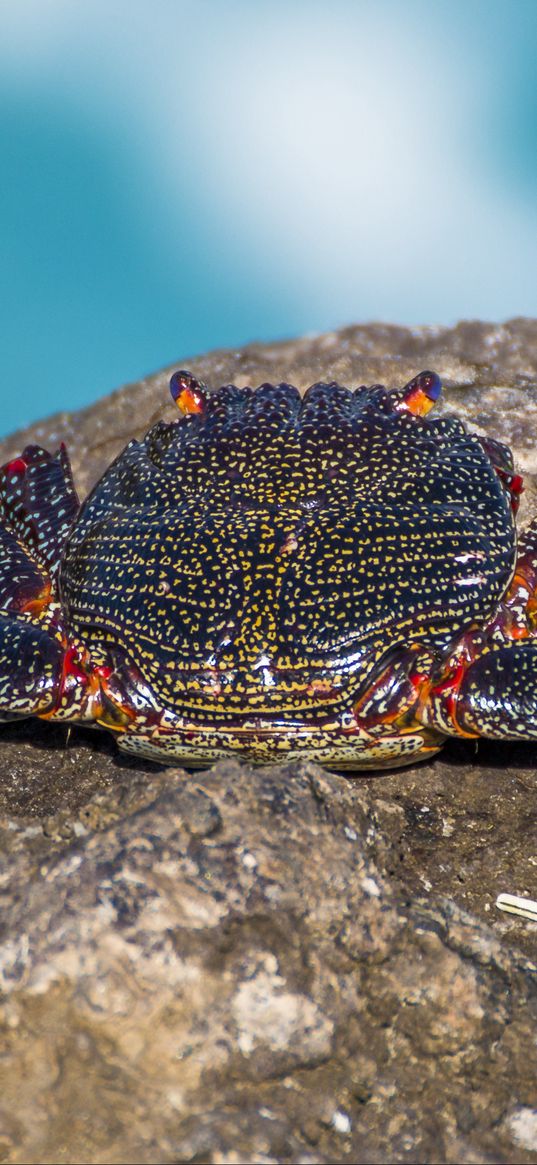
[0,370,536,769]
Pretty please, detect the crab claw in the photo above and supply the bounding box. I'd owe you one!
[395,371,442,417]
[169,370,207,415]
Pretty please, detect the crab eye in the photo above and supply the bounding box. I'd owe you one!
[396,371,442,417]
[170,370,207,415]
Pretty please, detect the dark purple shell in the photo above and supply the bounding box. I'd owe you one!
[59,379,516,717]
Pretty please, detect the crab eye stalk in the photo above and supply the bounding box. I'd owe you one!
[396,370,442,417]
[169,370,207,415]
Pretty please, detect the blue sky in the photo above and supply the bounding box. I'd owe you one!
[1,0,536,435]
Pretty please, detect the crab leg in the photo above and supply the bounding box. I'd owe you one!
[0,520,102,722]
[0,444,79,574]
[0,443,105,723]
[420,518,537,740]
[497,518,537,639]
[420,637,537,740]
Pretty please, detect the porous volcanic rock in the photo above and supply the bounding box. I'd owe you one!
[0,319,537,1164]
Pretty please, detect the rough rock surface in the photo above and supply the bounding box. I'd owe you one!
[0,319,537,1164]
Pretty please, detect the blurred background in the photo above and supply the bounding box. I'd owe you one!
[1,0,536,436]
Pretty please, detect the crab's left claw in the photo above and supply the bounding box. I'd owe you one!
[395,371,442,417]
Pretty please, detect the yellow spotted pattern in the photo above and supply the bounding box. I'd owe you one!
[60,379,516,764]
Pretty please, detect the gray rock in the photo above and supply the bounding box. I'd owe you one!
[0,319,537,1163]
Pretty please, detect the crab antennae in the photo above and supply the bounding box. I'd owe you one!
[169,370,207,415]
[395,371,442,417]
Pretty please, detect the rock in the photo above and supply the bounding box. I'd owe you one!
[0,320,537,1163]
[1,761,537,1164]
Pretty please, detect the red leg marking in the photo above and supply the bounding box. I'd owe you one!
[3,457,28,476]
[353,646,436,732]
[19,580,53,618]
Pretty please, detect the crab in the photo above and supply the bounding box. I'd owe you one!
[0,367,535,769]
